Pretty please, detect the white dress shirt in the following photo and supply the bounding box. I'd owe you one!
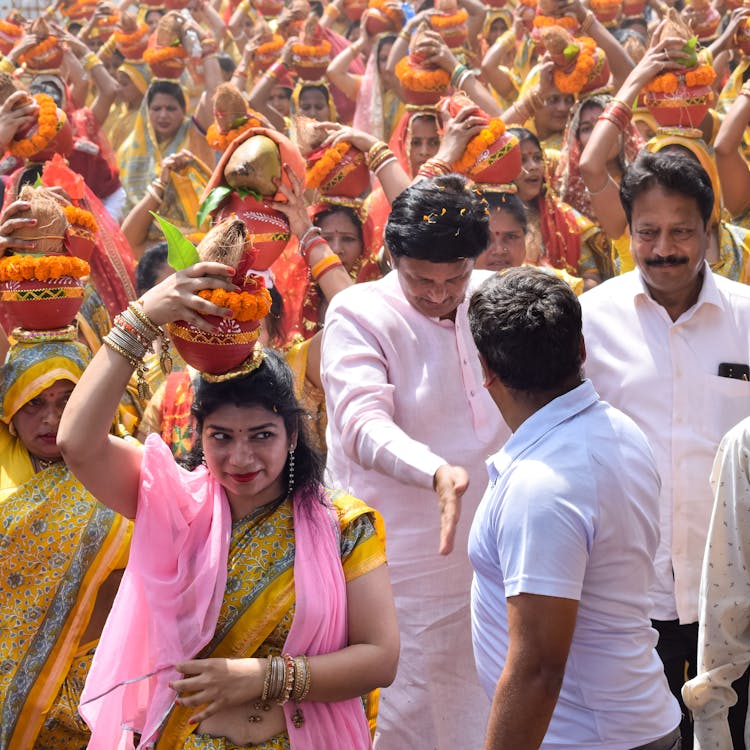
[581,264,750,623]
[321,269,510,750]
[683,417,750,749]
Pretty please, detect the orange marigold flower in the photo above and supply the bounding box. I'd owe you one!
[18,36,60,66]
[395,56,451,93]
[430,8,469,28]
[197,286,272,322]
[553,37,597,95]
[533,14,579,29]
[291,39,332,58]
[9,94,61,159]
[644,64,715,94]
[453,118,507,174]
[64,205,98,233]
[143,45,188,64]
[206,117,260,152]
[113,23,149,46]
[306,142,350,190]
[0,254,89,282]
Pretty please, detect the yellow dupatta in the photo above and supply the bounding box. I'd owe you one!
[0,463,131,749]
[156,490,386,747]
[117,97,214,242]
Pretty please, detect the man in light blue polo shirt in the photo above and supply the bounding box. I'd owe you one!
[467,267,680,750]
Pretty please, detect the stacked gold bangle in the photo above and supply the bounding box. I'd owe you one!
[418,157,453,179]
[516,88,543,120]
[146,177,166,205]
[103,302,164,400]
[740,82,750,99]
[580,10,595,34]
[367,141,397,174]
[262,654,312,706]
[82,52,102,71]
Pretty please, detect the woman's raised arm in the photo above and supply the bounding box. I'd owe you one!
[58,263,237,518]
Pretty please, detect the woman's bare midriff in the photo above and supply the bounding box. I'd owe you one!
[197,703,287,745]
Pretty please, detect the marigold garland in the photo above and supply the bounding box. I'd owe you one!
[306,142,351,190]
[114,23,148,46]
[143,45,188,64]
[644,63,716,94]
[60,0,97,17]
[206,117,260,152]
[395,56,451,92]
[291,38,332,58]
[9,94,61,158]
[430,8,469,28]
[453,118,506,174]
[533,14,579,29]
[0,254,90,282]
[256,35,284,57]
[553,37,597,94]
[64,205,98,233]
[18,36,59,66]
[368,0,403,24]
[196,286,272,322]
[0,19,23,37]
[591,0,622,9]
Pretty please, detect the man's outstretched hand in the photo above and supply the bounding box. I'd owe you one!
[434,464,470,555]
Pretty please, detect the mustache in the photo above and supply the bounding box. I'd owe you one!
[645,256,689,267]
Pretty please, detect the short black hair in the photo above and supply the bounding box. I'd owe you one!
[385,174,490,262]
[620,150,714,229]
[481,190,527,233]
[469,267,583,393]
[217,53,236,75]
[189,350,325,509]
[135,242,169,297]
[147,80,186,111]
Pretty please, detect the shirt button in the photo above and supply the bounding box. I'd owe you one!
[470,390,476,397]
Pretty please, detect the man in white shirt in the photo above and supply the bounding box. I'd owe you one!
[321,175,509,749]
[467,267,680,750]
[580,150,750,748]
[683,417,750,748]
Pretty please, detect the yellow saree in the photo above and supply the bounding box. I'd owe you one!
[156,490,386,749]
[0,458,131,749]
[117,102,214,246]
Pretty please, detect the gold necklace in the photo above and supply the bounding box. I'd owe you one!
[31,455,63,473]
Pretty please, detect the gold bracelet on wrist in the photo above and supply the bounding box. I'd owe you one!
[82,52,102,71]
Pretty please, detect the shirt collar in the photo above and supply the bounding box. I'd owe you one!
[632,261,725,316]
[488,379,599,477]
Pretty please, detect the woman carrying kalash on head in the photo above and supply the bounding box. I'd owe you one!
[57,256,399,750]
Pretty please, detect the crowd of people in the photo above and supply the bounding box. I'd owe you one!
[2,0,750,746]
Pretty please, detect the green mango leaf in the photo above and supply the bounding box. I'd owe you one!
[150,212,201,271]
[681,36,698,67]
[237,186,264,202]
[196,185,233,228]
[563,42,580,63]
[33,174,44,188]
[230,115,249,130]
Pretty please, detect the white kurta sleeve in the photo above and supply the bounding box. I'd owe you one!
[682,418,750,749]
[321,302,447,490]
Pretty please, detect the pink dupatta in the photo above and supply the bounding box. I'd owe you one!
[79,436,231,749]
[80,435,372,749]
[283,492,373,749]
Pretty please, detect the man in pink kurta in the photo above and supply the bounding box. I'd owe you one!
[321,176,509,749]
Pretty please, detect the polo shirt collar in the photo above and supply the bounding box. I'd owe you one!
[488,379,599,478]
